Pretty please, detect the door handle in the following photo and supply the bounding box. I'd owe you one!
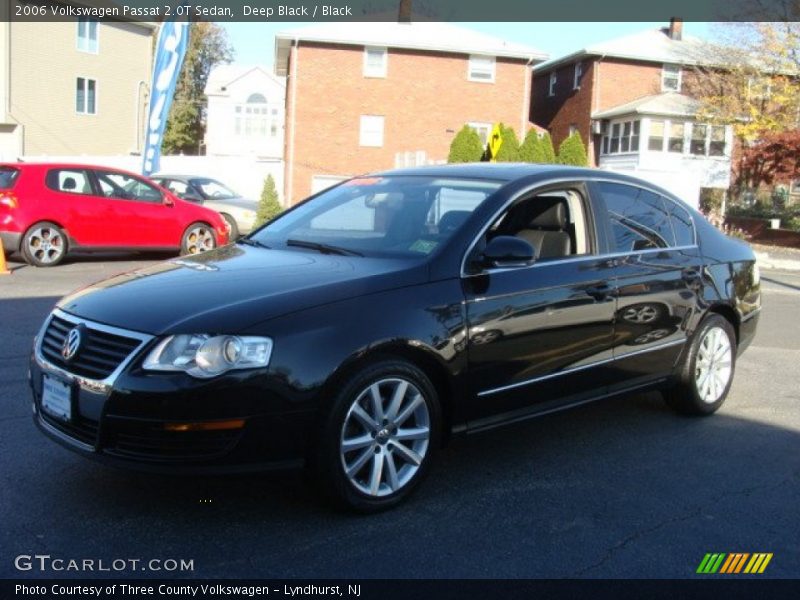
[586,284,617,300]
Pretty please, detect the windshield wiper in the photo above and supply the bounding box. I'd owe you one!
[286,239,363,257]
[238,238,271,249]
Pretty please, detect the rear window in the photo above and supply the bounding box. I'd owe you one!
[0,167,19,190]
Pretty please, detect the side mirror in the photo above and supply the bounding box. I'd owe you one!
[480,236,536,268]
[163,195,174,207]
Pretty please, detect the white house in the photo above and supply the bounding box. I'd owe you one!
[593,93,734,208]
[204,65,286,159]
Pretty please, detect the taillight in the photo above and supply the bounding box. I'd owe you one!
[0,193,18,210]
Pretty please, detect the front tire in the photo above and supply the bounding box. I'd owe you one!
[315,359,441,513]
[221,214,239,240]
[663,314,736,416]
[21,221,68,267]
[181,222,216,255]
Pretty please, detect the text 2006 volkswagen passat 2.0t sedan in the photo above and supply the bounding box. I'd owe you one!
[30,165,760,511]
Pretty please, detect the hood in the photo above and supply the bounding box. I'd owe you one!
[58,244,427,335]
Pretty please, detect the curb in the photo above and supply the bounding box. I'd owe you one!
[755,252,800,271]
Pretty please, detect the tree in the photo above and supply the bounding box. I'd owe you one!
[518,129,541,163]
[539,132,557,163]
[690,22,800,145]
[255,175,283,226]
[494,123,520,162]
[738,130,800,189]
[688,21,800,193]
[557,133,588,166]
[447,125,483,163]
[163,22,234,155]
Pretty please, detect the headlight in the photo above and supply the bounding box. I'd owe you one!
[142,334,273,378]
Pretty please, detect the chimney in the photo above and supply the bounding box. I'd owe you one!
[668,17,683,41]
[398,0,412,22]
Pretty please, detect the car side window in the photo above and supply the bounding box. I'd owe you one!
[162,179,190,197]
[94,171,163,203]
[45,169,93,195]
[665,199,695,246]
[597,182,676,252]
[486,187,592,261]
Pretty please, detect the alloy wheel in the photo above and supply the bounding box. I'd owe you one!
[26,226,65,265]
[694,326,733,404]
[339,377,431,497]
[185,226,214,254]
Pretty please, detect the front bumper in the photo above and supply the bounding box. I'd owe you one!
[29,311,314,473]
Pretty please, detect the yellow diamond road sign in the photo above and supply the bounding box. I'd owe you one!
[488,124,503,161]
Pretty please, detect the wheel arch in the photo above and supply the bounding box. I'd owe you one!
[705,303,740,344]
[316,341,459,447]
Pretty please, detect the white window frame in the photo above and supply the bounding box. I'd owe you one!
[601,119,640,155]
[359,115,385,147]
[661,64,682,92]
[688,123,729,158]
[467,122,492,146]
[548,71,557,96]
[77,18,99,54]
[363,46,387,78]
[468,55,495,83]
[573,62,582,90]
[76,76,97,115]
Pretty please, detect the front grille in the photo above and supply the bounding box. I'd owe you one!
[40,411,99,446]
[105,418,241,461]
[40,314,142,380]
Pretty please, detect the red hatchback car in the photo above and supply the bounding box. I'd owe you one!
[0,163,229,267]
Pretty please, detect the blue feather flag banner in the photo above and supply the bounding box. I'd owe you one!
[142,19,189,176]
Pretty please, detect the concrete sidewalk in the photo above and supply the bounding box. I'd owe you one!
[752,243,800,271]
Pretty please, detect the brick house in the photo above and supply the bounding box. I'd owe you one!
[531,20,734,205]
[275,22,546,204]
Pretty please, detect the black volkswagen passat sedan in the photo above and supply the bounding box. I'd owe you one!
[30,165,760,511]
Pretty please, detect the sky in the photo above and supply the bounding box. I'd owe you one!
[221,21,715,70]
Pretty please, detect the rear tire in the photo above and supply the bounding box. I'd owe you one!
[314,359,441,513]
[663,314,736,416]
[180,222,216,255]
[21,221,68,267]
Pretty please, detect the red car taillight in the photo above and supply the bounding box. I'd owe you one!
[0,192,18,210]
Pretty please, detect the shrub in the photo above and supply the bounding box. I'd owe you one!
[539,132,557,164]
[518,129,540,163]
[557,132,588,166]
[447,125,484,163]
[255,174,283,226]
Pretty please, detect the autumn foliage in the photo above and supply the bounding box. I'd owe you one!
[738,130,800,188]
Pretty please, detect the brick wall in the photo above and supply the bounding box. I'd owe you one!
[532,58,665,165]
[284,42,531,203]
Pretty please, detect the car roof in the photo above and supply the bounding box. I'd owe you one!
[368,163,689,205]
[0,162,150,177]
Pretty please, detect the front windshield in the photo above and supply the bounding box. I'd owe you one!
[249,175,503,259]
[190,178,238,200]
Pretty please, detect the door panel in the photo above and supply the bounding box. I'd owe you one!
[464,257,618,428]
[609,247,703,387]
[43,168,117,246]
[93,170,176,246]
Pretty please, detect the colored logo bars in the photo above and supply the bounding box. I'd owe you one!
[696,553,773,574]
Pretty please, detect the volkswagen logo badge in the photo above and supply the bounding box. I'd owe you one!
[62,327,82,361]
